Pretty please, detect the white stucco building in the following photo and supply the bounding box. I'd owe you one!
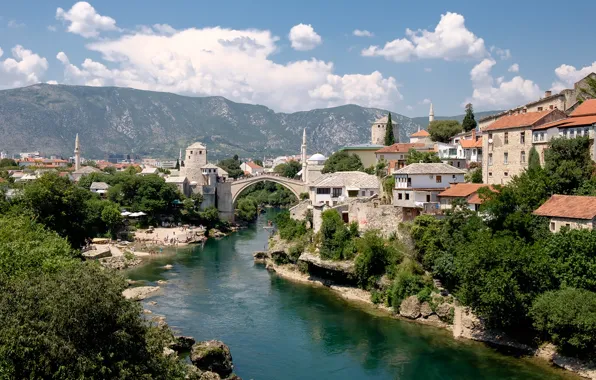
[309,171,379,207]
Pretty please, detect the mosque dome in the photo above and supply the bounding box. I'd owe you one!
[308,153,327,162]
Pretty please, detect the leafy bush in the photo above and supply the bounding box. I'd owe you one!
[0,263,187,379]
[236,197,258,222]
[274,210,307,241]
[321,151,364,174]
[318,210,356,260]
[389,270,429,310]
[531,288,596,357]
[354,230,402,289]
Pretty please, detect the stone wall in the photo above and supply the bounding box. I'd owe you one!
[290,200,310,221]
[346,200,404,237]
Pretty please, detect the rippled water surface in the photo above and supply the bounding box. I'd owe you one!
[127,210,576,380]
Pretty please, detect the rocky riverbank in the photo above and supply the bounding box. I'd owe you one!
[260,235,596,379]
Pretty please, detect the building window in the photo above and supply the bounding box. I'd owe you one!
[405,193,410,200]
[520,131,525,144]
[190,151,193,154]
[361,190,365,196]
[566,223,571,228]
[488,153,493,166]
[488,172,492,177]
[540,132,545,141]
[550,222,555,231]
[504,152,508,165]
[199,151,202,155]
[398,193,403,200]
[550,105,554,110]
[332,188,342,198]
[504,172,509,177]
[520,151,526,163]
[436,175,442,183]
[380,155,384,160]
[504,132,509,144]
[488,133,493,140]
[537,106,543,111]
[584,127,590,136]
[316,188,330,195]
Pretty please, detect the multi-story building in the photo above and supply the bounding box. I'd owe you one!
[483,109,566,185]
[392,163,466,220]
[371,115,399,145]
[531,99,596,162]
[409,129,431,144]
[437,183,495,211]
[375,143,435,170]
[308,171,379,207]
[339,144,384,168]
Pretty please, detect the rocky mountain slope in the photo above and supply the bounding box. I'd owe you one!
[410,110,502,128]
[0,84,424,160]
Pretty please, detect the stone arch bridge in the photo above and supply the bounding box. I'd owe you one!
[216,175,307,221]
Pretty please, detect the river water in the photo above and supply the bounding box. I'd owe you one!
[127,210,575,380]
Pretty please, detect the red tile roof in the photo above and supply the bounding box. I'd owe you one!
[570,99,596,117]
[410,130,430,137]
[438,183,490,198]
[460,137,483,148]
[484,110,557,131]
[375,143,431,154]
[245,161,263,169]
[533,195,596,220]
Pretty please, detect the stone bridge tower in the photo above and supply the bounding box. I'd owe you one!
[182,142,208,189]
[371,115,399,145]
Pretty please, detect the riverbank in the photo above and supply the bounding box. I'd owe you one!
[260,252,595,379]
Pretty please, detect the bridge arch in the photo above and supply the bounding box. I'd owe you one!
[229,175,306,205]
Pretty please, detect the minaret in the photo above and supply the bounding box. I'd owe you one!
[429,103,435,124]
[301,128,307,183]
[74,133,81,171]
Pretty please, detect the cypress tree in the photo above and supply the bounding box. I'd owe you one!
[528,146,541,170]
[384,113,395,146]
[462,103,477,132]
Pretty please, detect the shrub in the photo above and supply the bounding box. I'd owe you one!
[354,230,402,289]
[389,267,430,310]
[531,288,596,357]
[319,210,353,260]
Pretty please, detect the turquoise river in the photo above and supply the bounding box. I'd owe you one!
[127,210,577,380]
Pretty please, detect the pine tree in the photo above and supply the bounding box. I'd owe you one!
[462,103,477,132]
[528,146,541,170]
[175,159,180,170]
[384,113,395,146]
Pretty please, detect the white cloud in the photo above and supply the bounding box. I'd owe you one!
[491,46,511,60]
[47,25,57,32]
[551,62,596,92]
[46,80,58,84]
[424,67,432,72]
[7,20,25,28]
[465,58,541,109]
[153,24,176,35]
[508,63,519,73]
[419,98,431,105]
[56,26,400,112]
[406,105,413,111]
[288,24,322,51]
[353,29,374,37]
[56,1,119,38]
[362,12,486,62]
[0,45,49,88]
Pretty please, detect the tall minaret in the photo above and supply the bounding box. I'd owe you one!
[74,133,81,171]
[301,128,307,183]
[429,103,435,124]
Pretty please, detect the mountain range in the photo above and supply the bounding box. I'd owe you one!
[0,84,499,160]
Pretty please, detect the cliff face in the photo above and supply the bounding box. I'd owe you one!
[0,84,422,160]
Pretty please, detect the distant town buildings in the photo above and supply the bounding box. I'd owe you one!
[308,171,379,207]
[437,183,494,211]
[240,161,264,176]
[534,195,596,232]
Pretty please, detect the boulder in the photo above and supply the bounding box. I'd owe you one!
[436,303,454,320]
[190,340,234,377]
[157,280,168,285]
[199,372,221,380]
[185,364,203,380]
[163,347,176,357]
[122,286,160,300]
[226,375,243,380]
[426,314,441,323]
[420,302,433,318]
[399,296,421,319]
[172,335,196,352]
[82,245,111,259]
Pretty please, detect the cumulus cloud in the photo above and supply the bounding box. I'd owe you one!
[56,1,119,38]
[464,58,541,109]
[7,20,25,28]
[47,25,57,32]
[508,63,519,73]
[288,24,322,51]
[491,46,511,60]
[0,45,49,88]
[56,26,400,112]
[419,98,431,105]
[362,12,486,62]
[353,29,374,37]
[551,62,596,92]
[406,105,413,111]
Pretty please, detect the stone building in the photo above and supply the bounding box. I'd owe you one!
[409,129,431,144]
[371,115,399,145]
[308,171,379,207]
[533,194,596,232]
[478,73,596,130]
[482,109,566,185]
[339,144,384,168]
[375,143,434,171]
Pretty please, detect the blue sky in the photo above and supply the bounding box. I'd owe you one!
[0,1,595,117]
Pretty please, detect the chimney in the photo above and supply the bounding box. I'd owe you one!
[544,90,552,97]
[472,129,477,141]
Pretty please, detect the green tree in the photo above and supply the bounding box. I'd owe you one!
[218,156,243,179]
[577,74,596,101]
[253,159,263,167]
[428,120,462,143]
[462,103,477,132]
[319,210,355,260]
[405,148,442,165]
[0,158,17,168]
[235,197,258,222]
[354,230,402,289]
[0,264,187,379]
[384,113,395,146]
[101,203,123,238]
[175,159,180,170]
[528,146,541,171]
[468,167,483,183]
[274,160,301,178]
[544,136,593,195]
[321,151,364,173]
[531,288,596,357]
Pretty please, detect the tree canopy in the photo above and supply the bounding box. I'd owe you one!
[321,151,364,174]
[428,120,462,143]
[217,155,243,179]
[405,149,442,165]
[462,103,477,132]
[384,113,395,146]
[274,160,301,178]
